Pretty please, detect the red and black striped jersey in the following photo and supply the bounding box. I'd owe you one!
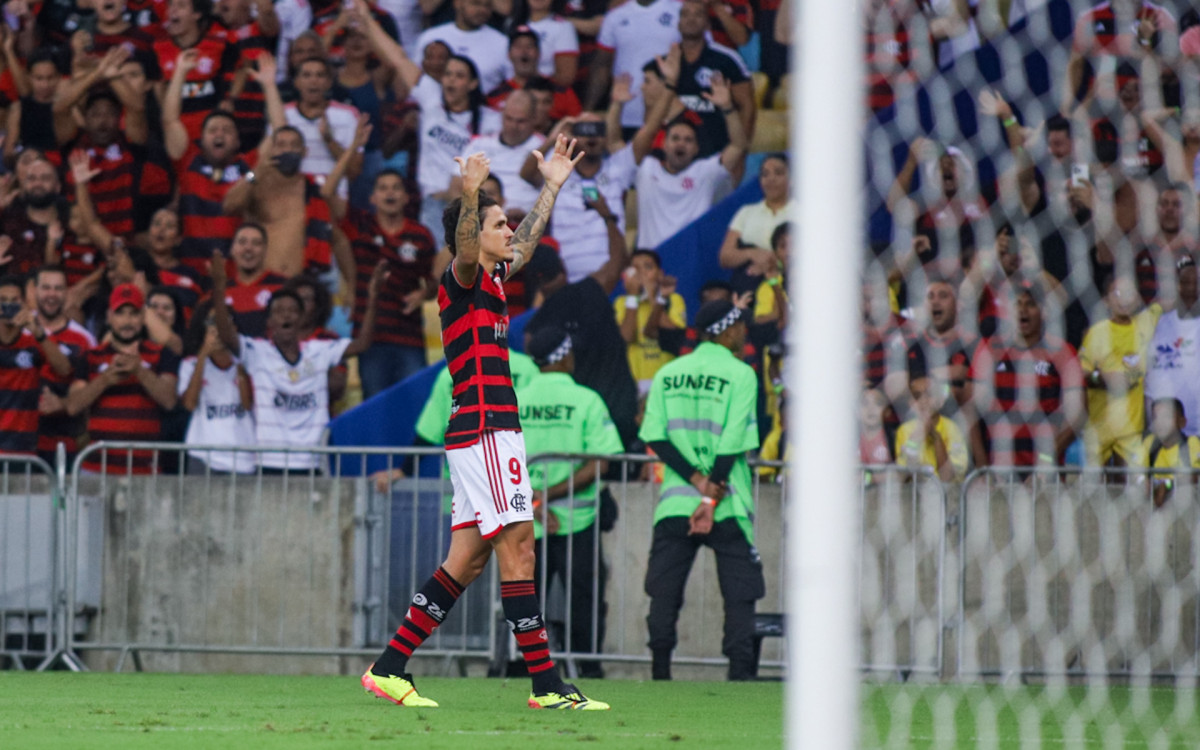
[342,209,435,347]
[486,78,582,121]
[78,340,180,474]
[222,21,274,150]
[1072,1,1176,57]
[59,227,104,287]
[176,149,256,274]
[155,33,240,142]
[969,335,1083,466]
[38,320,95,461]
[91,25,159,57]
[302,178,334,274]
[438,261,520,449]
[222,270,287,337]
[65,136,173,237]
[156,261,208,323]
[0,330,45,454]
[126,0,170,40]
[0,198,71,277]
[864,6,921,112]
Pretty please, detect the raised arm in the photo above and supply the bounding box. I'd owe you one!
[451,152,492,287]
[706,72,747,181]
[586,192,629,295]
[15,309,72,377]
[163,49,200,161]
[68,150,115,252]
[54,45,131,144]
[354,0,422,92]
[633,46,681,164]
[247,53,286,134]
[209,249,242,356]
[509,134,584,277]
[344,261,389,358]
[520,117,574,189]
[321,113,373,222]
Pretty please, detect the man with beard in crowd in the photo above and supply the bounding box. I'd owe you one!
[0,155,67,277]
[31,266,97,465]
[0,275,73,455]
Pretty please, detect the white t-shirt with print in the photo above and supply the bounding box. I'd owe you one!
[550,143,637,282]
[239,336,351,470]
[467,132,545,213]
[177,356,258,473]
[283,101,360,197]
[636,153,732,249]
[597,0,681,129]
[415,22,511,95]
[411,75,502,197]
[511,15,580,80]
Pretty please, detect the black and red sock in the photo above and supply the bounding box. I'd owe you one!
[373,567,463,677]
[501,580,560,694]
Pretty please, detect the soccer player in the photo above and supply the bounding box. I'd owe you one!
[362,136,609,710]
[638,298,763,681]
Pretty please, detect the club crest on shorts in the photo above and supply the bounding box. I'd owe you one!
[510,492,527,512]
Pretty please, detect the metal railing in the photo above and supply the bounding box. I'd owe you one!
[0,453,60,670]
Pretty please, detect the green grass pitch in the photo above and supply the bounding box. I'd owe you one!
[8,673,1200,748]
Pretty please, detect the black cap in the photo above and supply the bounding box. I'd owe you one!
[528,326,572,366]
[695,299,743,336]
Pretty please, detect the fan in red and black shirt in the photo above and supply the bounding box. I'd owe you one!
[219,222,287,337]
[215,0,282,149]
[0,276,74,455]
[362,140,597,709]
[154,0,241,142]
[337,169,436,397]
[91,0,161,55]
[66,284,181,475]
[0,157,69,278]
[145,208,208,322]
[969,285,1085,469]
[30,267,96,464]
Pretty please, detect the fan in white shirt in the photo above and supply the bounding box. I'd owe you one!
[353,0,501,246]
[414,0,510,94]
[281,58,362,198]
[467,90,544,218]
[210,250,389,472]
[630,66,747,249]
[586,0,682,131]
[177,311,257,474]
[513,0,579,88]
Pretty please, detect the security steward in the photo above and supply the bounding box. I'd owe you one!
[639,299,764,681]
[518,326,625,678]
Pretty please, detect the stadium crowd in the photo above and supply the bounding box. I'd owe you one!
[0,0,791,474]
[862,0,1200,490]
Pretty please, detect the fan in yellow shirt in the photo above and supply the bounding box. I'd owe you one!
[614,250,686,395]
[1133,398,1200,508]
[894,375,969,482]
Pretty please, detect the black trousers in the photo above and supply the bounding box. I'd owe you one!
[644,517,765,672]
[534,524,608,676]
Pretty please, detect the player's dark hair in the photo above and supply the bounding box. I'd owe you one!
[444,55,486,135]
[234,221,268,245]
[282,275,332,330]
[631,249,662,269]
[443,192,500,257]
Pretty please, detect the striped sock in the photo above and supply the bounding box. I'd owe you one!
[501,580,559,694]
[373,567,463,677]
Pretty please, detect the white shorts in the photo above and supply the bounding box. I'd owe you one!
[446,430,535,538]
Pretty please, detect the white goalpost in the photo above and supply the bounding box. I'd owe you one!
[787,1,862,748]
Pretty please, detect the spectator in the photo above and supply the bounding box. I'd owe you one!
[325,130,436,396]
[638,298,762,682]
[513,0,579,88]
[525,193,637,450]
[615,250,685,396]
[414,0,509,95]
[283,56,363,196]
[53,46,145,151]
[143,208,207,321]
[895,375,969,482]
[217,0,282,149]
[674,0,754,158]
[969,284,1085,468]
[66,284,181,475]
[585,0,681,136]
[863,0,922,115]
[1079,273,1160,469]
[1134,182,1195,306]
[0,275,73,455]
[859,385,895,466]
[279,30,325,101]
[166,52,285,274]
[718,153,795,293]
[32,266,97,465]
[326,21,393,208]
[4,49,63,162]
[469,90,544,220]
[487,28,583,120]
[177,301,256,473]
[217,223,288,337]
[519,325,624,679]
[752,223,790,341]
[356,0,501,246]
[1134,397,1200,508]
[153,0,240,142]
[0,155,67,277]
[1067,0,1177,107]
[1146,256,1200,436]
[145,286,187,356]
[91,0,160,56]
[281,274,349,408]
[629,66,745,250]
[222,127,335,277]
[210,252,387,472]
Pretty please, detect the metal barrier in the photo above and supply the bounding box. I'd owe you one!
[957,465,1200,681]
[0,453,62,670]
[857,465,949,679]
[51,442,497,673]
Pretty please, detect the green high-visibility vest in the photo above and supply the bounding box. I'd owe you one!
[639,341,760,543]
[517,371,624,536]
[415,352,541,445]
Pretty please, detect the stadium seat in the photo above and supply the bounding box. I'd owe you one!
[752,71,770,110]
[750,110,788,153]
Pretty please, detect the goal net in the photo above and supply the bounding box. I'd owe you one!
[819,0,1200,746]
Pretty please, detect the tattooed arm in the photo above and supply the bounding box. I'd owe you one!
[507,133,584,277]
[452,152,491,287]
